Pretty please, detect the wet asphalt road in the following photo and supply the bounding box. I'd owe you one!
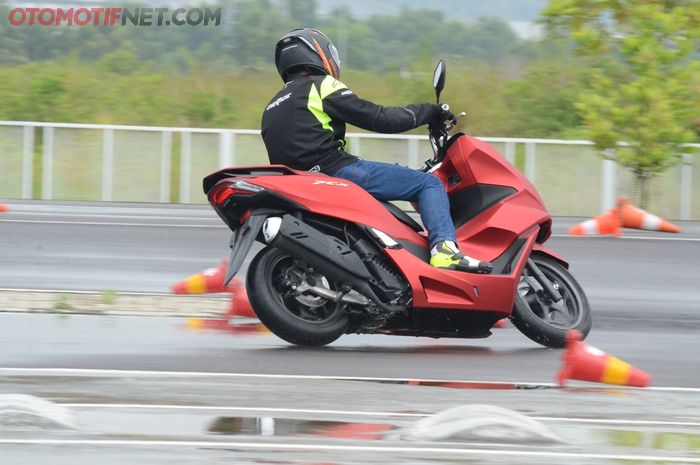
[1,200,699,325]
[0,312,698,387]
[1,200,699,379]
[1,201,699,464]
[0,314,699,465]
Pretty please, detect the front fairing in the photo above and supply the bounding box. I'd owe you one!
[436,134,545,207]
[431,135,551,260]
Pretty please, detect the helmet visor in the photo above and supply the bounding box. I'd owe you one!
[328,43,341,66]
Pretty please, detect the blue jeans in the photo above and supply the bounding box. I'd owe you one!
[334,160,455,247]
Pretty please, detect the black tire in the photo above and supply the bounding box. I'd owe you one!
[246,246,349,346]
[511,254,592,348]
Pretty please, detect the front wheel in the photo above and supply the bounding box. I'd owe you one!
[247,246,350,346]
[511,255,591,348]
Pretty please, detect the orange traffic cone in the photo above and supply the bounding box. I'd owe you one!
[170,260,231,294]
[569,209,622,236]
[557,330,651,387]
[171,261,258,321]
[617,197,680,233]
[225,278,256,318]
[0,204,8,213]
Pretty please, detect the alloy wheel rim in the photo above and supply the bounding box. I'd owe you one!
[269,255,340,324]
[518,264,581,329]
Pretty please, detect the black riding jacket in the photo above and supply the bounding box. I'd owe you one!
[261,74,437,175]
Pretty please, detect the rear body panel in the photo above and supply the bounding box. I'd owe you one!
[205,165,426,246]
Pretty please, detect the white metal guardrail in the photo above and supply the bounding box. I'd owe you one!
[0,121,698,220]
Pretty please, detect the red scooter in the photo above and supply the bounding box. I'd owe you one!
[204,60,591,348]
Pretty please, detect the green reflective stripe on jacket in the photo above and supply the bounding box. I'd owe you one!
[319,75,347,99]
[307,76,348,132]
[307,84,332,131]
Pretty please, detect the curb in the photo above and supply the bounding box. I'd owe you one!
[0,289,229,318]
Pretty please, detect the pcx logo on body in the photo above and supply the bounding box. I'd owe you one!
[312,180,348,187]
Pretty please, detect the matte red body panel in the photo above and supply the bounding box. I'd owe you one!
[431,136,549,261]
[384,228,538,313]
[251,171,425,244]
[435,136,543,202]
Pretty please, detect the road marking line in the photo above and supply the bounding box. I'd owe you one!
[0,288,219,298]
[62,403,700,427]
[0,439,698,462]
[530,416,700,427]
[5,212,219,221]
[552,234,700,242]
[64,404,426,417]
[0,219,225,228]
[1,368,698,392]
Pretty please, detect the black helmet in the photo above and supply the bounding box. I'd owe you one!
[275,28,341,81]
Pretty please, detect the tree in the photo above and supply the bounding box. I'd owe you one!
[543,1,700,208]
[231,0,293,70]
[506,59,584,138]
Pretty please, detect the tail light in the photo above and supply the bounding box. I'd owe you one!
[210,180,264,207]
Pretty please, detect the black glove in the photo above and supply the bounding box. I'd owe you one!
[430,103,456,129]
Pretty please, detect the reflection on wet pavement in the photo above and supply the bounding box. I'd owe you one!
[208,416,393,440]
[601,429,700,453]
[183,318,271,335]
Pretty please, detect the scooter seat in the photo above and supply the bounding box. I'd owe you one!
[380,201,424,233]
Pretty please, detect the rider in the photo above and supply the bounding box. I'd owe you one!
[261,28,492,274]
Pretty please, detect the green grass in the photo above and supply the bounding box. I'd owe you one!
[0,126,25,198]
[100,290,119,305]
[53,294,74,311]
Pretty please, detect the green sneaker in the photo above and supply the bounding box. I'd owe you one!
[429,241,493,274]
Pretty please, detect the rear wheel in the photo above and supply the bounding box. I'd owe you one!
[511,255,591,348]
[247,246,349,346]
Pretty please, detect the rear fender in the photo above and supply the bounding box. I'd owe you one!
[224,211,268,285]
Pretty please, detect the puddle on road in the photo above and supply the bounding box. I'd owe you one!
[208,416,393,440]
[351,379,664,397]
[354,379,554,391]
[206,406,565,445]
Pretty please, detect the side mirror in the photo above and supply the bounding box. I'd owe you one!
[432,59,446,103]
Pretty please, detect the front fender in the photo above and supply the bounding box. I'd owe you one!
[531,243,569,268]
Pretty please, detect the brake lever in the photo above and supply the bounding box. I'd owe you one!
[445,112,467,132]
